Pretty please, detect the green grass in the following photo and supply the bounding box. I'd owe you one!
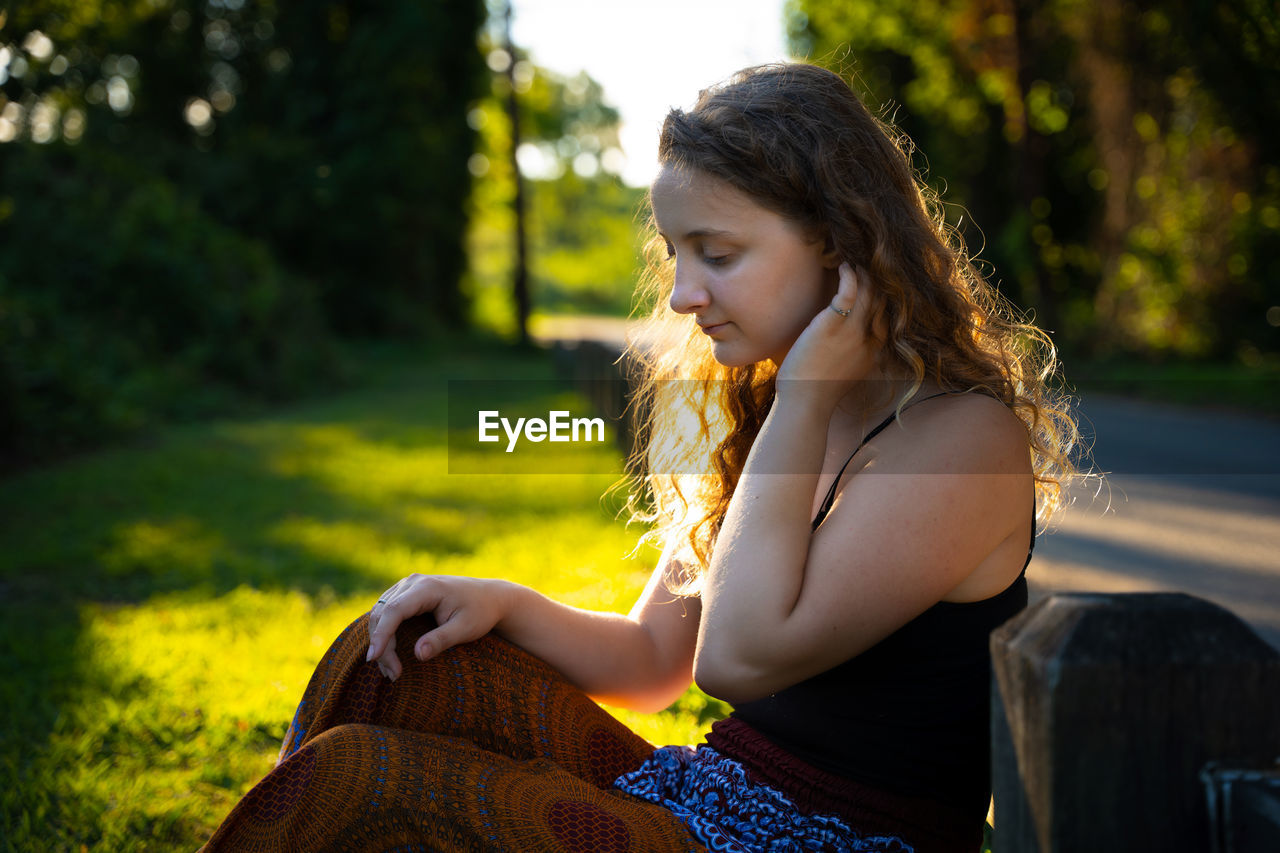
[0,344,727,851]
[1065,356,1280,416]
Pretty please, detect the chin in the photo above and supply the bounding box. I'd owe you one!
[709,343,762,368]
[709,335,791,369]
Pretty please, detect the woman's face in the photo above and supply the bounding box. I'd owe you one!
[650,166,838,367]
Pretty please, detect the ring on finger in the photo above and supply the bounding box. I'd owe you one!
[829,303,851,318]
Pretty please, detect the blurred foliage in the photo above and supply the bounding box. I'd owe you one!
[1,0,486,334]
[0,142,335,459]
[464,39,647,336]
[0,0,486,464]
[529,171,647,316]
[788,0,1280,364]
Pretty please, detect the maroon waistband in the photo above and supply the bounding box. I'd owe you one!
[704,717,984,853]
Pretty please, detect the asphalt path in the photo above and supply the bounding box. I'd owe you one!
[1030,394,1280,651]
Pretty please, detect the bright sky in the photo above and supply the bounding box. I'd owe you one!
[509,0,793,187]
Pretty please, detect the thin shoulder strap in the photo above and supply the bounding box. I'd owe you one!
[1022,505,1038,570]
[810,392,950,531]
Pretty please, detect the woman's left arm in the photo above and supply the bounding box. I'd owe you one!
[693,266,1031,702]
[693,395,1030,703]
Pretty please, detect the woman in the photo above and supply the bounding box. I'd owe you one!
[202,63,1076,853]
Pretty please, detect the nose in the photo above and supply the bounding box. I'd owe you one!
[668,261,709,315]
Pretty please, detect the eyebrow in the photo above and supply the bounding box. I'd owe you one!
[659,228,735,241]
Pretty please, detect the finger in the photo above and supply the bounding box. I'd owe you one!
[372,616,404,680]
[365,581,405,659]
[366,599,405,662]
[366,610,383,661]
[366,576,418,660]
[413,618,466,662]
[832,262,858,310]
[369,580,445,666]
[820,263,858,323]
[850,264,872,307]
[376,647,402,681]
[366,605,383,656]
[839,261,856,293]
[850,266,879,334]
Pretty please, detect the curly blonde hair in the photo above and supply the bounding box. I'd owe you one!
[623,64,1079,588]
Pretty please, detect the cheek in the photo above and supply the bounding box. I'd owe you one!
[743,264,819,322]
[789,262,836,316]
[764,298,823,350]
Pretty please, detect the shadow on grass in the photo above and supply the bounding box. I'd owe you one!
[0,345,639,848]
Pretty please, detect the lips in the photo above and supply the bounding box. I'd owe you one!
[698,321,729,335]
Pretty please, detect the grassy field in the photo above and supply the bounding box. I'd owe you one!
[0,344,727,851]
[1066,357,1280,417]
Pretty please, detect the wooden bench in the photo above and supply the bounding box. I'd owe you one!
[991,592,1280,852]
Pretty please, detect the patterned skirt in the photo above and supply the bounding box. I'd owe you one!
[199,613,911,852]
[615,745,913,853]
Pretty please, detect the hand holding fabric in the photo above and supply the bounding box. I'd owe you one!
[366,575,513,680]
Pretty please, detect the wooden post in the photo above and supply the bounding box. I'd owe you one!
[991,592,1280,852]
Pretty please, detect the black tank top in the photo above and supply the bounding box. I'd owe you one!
[729,393,1033,817]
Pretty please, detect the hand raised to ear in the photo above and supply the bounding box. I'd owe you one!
[775,263,878,412]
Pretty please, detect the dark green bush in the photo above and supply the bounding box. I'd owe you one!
[0,143,340,464]
[0,1,487,464]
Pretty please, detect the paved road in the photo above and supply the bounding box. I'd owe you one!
[1029,394,1280,650]
[533,317,1280,650]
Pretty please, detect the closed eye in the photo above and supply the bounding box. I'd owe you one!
[703,254,730,266]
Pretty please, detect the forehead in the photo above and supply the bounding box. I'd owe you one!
[650,166,768,232]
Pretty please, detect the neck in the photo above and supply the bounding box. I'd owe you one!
[832,362,926,421]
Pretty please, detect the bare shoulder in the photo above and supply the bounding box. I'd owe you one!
[756,389,1035,680]
[875,391,1030,476]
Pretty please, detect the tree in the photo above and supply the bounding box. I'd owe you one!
[465,41,644,332]
[790,0,1280,362]
[0,0,488,462]
[1,0,487,335]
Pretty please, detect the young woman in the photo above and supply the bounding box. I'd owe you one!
[202,63,1076,853]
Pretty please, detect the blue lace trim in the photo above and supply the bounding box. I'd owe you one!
[613,745,914,853]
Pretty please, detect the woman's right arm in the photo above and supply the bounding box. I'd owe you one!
[365,544,701,713]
